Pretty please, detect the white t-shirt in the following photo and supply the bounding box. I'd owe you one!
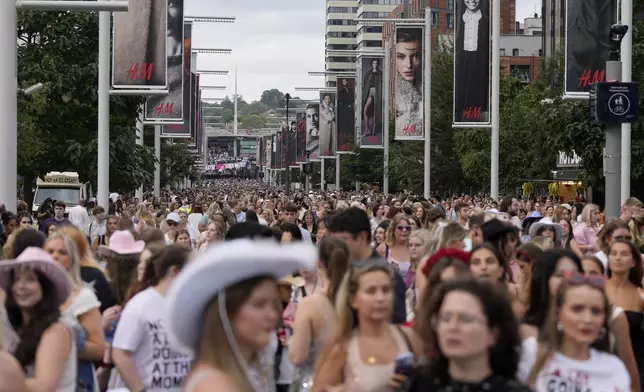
[111,287,191,392]
[517,336,630,392]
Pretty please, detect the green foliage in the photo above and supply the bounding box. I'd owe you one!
[17,11,156,194]
[160,141,200,187]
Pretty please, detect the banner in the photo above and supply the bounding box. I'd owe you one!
[196,87,203,152]
[144,5,186,122]
[295,110,307,163]
[336,77,356,153]
[358,57,384,148]
[564,0,616,96]
[453,0,491,125]
[394,26,425,140]
[305,103,321,160]
[277,130,284,170]
[287,121,297,167]
[280,128,288,169]
[160,22,192,135]
[271,131,277,169]
[191,74,199,139]
[265,135,273,169]
[112,0,168,88]
[319,91,337,157]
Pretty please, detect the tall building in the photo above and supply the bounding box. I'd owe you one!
[356,0,402,50]
[325,0,359,87]
[541,0,565,57]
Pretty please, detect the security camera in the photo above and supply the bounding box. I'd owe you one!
[610,24,629,52]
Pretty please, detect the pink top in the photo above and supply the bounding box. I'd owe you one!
[573,222,600,252]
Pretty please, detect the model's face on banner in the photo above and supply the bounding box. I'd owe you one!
[324,95,331,105]
[342,78,348,86]
[465,0,480,12]
[372,60,379,71]
[396,41,421,82]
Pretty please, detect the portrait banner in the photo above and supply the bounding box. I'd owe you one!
[305,103,321,161]
[394,26,425,140]
[564,0,616,96]
[295,109,307,164]
[453,0,491,125]
[112,0,168,88]
[144,8,187,122]
[271,132,277,169]
[265,135,272,169]
[276,129,283,170]
[358,56,384,149]
[319,91,337,158]
[336,77,356,153]
[287,121,297,167]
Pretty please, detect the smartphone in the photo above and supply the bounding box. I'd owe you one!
[394,352,415,376]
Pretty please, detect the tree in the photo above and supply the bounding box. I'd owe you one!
[239,114,268,129]
[160,141,199,187]
[260,89,285,108]
[17,11,156,198]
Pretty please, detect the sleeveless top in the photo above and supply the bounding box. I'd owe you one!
[343,326,411,392]
[183,366,272,392]
[26,318,77,392]
[292,297,334,392]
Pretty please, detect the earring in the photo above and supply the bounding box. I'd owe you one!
[556,322,563,332]
[598,327,607,339]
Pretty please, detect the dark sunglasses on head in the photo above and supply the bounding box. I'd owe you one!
[563,270,606,289]
[167,221,178,226]
[396,225,411,232]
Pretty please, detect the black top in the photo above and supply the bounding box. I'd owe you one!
[411,373,532,392]
[80,266,118,313]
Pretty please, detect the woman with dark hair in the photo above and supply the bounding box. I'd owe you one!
[412,277,530,391]
[281,222,303,242]
[1,247,76,390]
[0,212,18,249]
[11,229,46,258]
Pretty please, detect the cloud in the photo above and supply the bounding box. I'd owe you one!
[187,0,326,102]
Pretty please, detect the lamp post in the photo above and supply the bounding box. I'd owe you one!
[285,93,291,194]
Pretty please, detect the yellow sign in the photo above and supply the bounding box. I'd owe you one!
[43,176,79,184]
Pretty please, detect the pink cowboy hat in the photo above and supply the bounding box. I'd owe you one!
[106,230,145,255]
[0,247,72,307]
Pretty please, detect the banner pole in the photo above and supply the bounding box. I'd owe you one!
[490,0,500,200]
[620,0,632,202]
[424,9,432,199]
[335,155,340,190]
[0,0,17,210]
[383,41,391,195]
[321,158,325,191]
[135,105,144,201]
[97,11,111,207]
[154,125,161,197]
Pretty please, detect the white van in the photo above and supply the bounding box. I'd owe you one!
[32,172,88,215]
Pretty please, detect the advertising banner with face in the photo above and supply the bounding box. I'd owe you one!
[358,57,384,149]
[271,132,277,169]
[276,129,283,170]
[295,110,307,164]
[453,0,491,125]
[394,26,425,140]
[564,0,616,96]
[265,135,272,169]
[336,78,356,153]
[319,91,337,158]
[287,121,297,167]
[112,0,168,88]
[305,104,321,161]
[144,4,186,122]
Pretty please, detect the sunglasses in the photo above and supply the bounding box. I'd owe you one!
[562,270,606,289]
[396,225,411,232]
[167,221,178,227]
[612,235,632,241]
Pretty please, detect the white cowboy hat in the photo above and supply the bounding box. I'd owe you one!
[166,239,317,356]
[529,217,563,242]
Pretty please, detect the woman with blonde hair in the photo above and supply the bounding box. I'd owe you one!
[45,232,106,391]
[166,240,316,392]
[134,207,156,233]
[313,262,420,391]
[629,213,644,253]
[376,214,412,278]
[60,226,117,313]
[573,203,601,254]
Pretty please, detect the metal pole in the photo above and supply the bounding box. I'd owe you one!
[135,105,144,201]
[154,125,161,197]
[285,94,291,193]
[424,9,432,199]
[320,159,325,191]
[97,11,110,208]
[490,0,500,200]
[0,0,17,211]
[605,60,622,219]
[335,155,340,191]
[233,65,238,138]
[620,0,632,202]
[383,41,391,195]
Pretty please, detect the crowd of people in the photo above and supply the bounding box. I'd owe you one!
[0,178,643,392]
[207,146,232,164]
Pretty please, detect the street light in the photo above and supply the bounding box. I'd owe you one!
[185,16,236,23]
[308,71,356,77]
[19,83,43,96]
[197,70,229,75]
[200,86,227,90]
[192,49,232,54]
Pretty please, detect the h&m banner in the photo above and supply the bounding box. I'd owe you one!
[336,77,356,153]
[394,26,425,140]
[358,56,384,149]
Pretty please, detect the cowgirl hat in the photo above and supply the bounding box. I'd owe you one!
[529,217,563,242]
[106,230,145,255]
[166,239,317,356]
[0,247,71,307]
